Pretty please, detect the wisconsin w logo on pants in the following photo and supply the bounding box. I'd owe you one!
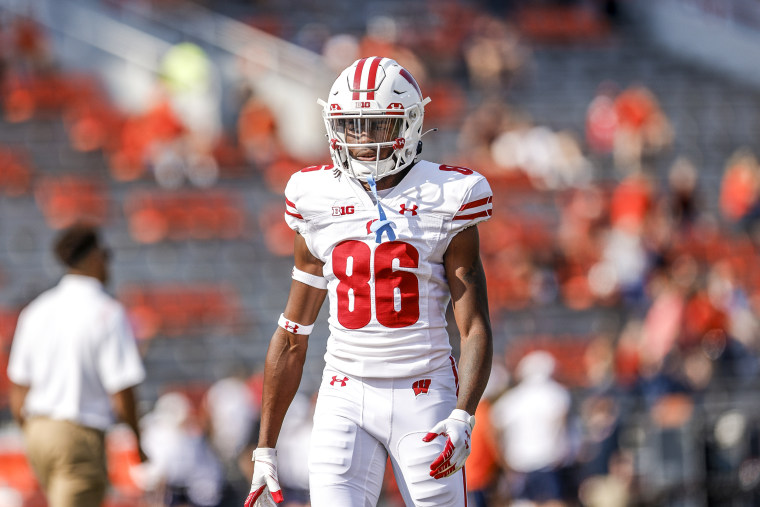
[412,379,431,396]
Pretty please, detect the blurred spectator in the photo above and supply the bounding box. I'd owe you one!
[321,33,360,75]
[134,391,224,507]
[463,15,526,92]
[491,124,591,190]
[160,42,222,152]
[276,393,313,506]
[640,257,694,376]
[236,86,281,172]
[577,451,632,507]
[612,84,673,174]
[457,97,517,168]
[666,156,701,229]
[586,81,619,155]
[204,373,258,465]
[491,351,572,506]
[359,16,427,83]
[202,371,259,503]
[720,149,760,234]
[467,362,510,507]
[7,223,146,507]
[8,15,52,79]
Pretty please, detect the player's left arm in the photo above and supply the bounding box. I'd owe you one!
[423,224,493,479]
[444,224,493,414]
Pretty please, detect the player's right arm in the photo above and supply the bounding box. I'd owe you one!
[245,231,326,506]
[258,231,326,448]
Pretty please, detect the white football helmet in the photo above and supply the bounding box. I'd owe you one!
[320,57,431,181]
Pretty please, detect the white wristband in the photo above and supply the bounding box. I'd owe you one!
[450,409,476,429]
[278,313,314,335]
[292,266,328,289]
[252,447,277,461]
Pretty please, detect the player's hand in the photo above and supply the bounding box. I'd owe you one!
[422,409,475,479]
[244,448,283,507]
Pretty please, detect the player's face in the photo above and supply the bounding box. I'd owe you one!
[333,117,402,161]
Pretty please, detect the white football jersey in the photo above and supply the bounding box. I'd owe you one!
[284,160,493,378]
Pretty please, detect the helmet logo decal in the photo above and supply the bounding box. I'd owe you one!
[329,104,342,111]
[393,138,406,150]
[399,68,422,99]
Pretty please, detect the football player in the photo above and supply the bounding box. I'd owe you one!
[245,56,493,507]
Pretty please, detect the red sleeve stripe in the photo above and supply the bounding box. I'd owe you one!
[458,196,492,211]
[453,209,492,221]
[285,198,302,219]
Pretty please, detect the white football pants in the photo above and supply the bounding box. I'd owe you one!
[308,360,467,506]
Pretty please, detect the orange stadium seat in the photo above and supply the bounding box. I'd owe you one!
[0,451,40,497]
[516,5,610,43]
[506,335,595,387]
[119,283,242,340]
[34,176,108,229]
[124,189,248,243]
[0,147,33,197]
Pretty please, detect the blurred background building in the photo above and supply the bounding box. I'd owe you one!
[2,0,760,505]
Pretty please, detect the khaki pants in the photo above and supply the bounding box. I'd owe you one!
[24,417,108,507]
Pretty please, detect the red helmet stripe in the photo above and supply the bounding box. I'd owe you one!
[366,57,382,100]
[399,68,422,99]
[352,58,368,100]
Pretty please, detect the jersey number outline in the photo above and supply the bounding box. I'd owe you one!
[332,240,420,329]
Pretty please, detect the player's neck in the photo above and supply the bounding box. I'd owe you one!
[361,164,414,192]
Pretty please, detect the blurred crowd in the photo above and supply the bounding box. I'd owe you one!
[2,0,760,506]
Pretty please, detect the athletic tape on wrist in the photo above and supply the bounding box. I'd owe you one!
[253,447,277,461]
[292,266,328,290]
[450,409,476,429]
[278,313,314,335]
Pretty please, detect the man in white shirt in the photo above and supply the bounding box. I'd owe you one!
[491,351,571,506]
[7,223,146,507]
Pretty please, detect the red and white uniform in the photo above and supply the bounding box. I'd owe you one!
[284,160,492,507]
[284,160,492,377]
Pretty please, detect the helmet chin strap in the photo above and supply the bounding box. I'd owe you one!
[366,175,397,243]
[349,156,394,181]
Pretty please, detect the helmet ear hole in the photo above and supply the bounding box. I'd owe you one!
[416,141,423,156]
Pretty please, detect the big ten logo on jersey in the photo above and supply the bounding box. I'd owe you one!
[332,205,355,216]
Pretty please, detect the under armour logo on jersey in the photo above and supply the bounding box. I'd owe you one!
[412,379,432,396]
[399,204,418,216]
[283,321,299,333]
[330,376,348,387]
